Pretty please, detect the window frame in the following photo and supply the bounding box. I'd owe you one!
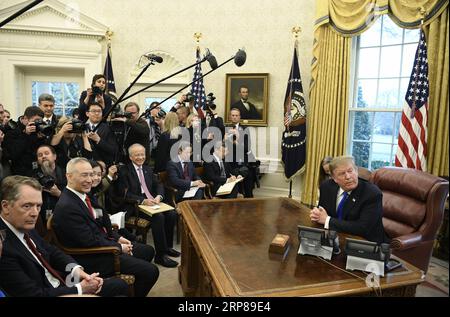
[347,15,420,170]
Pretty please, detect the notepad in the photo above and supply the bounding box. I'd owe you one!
[109,211,126,229]
[139,202,175,216]
[183,186,200,198]
[216,177,244,196]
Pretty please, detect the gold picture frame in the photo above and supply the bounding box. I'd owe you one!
[225,73,269,126]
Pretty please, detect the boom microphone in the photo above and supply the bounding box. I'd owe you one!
[204,49,218,70]
[144,53,163,63]
[234,49,246,67]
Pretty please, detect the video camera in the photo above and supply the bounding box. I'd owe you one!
[185,92,195,103]
[203,92,217,116]
[68,118,87,134]
[32,119,54,137]
[112,111,133,119]
[0,119,18,134]
[92,86,103,95]
[35,171,56,190]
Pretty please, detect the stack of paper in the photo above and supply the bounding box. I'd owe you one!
[109,211,126,229]
[139,202,175,216]
[216,177,244,196]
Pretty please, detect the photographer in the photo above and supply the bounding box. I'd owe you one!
[202,92,225,144]
[2,106,50,176]
[110,102,150,164]
[78,74,113,122]
[50,116,93,169]
[85,103,118,165]
[33,145,67,236]
[146,102,165,163]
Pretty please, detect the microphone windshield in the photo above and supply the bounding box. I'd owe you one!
[145,54,163,63]
[234,49,246,67]
[207,54,218,70]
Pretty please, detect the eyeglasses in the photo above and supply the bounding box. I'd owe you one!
[89,110,102,114]
[0,229,6,242]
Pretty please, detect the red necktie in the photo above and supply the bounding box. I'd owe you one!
[182,162,190,180]
[85,196,96,219]
[24,234,66,286]
[85,196,107,233]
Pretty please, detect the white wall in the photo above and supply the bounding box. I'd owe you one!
[0,0,316,198]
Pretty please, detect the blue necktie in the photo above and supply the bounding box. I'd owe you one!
[336,191,348,220]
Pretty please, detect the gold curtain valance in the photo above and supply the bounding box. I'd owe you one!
[315,0,448,36]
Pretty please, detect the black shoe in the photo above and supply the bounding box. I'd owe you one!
[167,248,181,257]
[155,256,178,268]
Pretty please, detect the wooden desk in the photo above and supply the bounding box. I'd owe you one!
[178,197,424,297]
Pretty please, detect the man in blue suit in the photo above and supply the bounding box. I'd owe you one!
[310,156,388,244]
[166,142,206,202]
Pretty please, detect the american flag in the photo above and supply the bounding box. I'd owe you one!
[395,30,429,171]
[191,47,206,118]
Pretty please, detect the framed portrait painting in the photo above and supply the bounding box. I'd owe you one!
[225,73,269,126]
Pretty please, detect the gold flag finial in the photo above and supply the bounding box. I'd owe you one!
[292,26,302,39]
[106,29,114,43]
[194,32,202,45]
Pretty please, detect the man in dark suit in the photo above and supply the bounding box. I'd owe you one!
[225,108,256,198]
[85,103,118,165]
[0,175,128,297]
[117,143,179,268]
[38,93,60,129]
[166,142,205,202]
[310,156,387,244]
[204,141,241,198]
[52,158,159,297]
[230,86,261,120]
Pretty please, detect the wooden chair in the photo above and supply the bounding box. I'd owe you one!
[195,166,213,199]
[46,215,135,296]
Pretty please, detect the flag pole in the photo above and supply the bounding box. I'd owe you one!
[105,29,114,95]
[287,26,301,199]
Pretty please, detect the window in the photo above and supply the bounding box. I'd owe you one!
[144,97,177,114]
[349,16,420,169]
[32,81,80,117]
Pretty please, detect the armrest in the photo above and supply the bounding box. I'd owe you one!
[60,245,121,256]
[164,185,178,207]
[390,232,423,250]
[61,245,122,276]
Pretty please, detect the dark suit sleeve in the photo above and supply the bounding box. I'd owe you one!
[204,162,227,186]
[78,90,89,122]
[117,168,144,203]
[0,254,78,297]
[53,198,121,249]
[329,186,383,240]
[167,161,190,191]
[150,171,165,198]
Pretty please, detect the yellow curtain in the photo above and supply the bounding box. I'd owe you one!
[424,8,449,176]
[315,0,447,36]
[301,25,351,206]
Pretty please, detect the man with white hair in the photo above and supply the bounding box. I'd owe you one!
[310,156,387,244]
[53,157,159,297]
[117,143,179,268]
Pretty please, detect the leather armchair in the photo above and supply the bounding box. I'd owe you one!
[370,166,449,273]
